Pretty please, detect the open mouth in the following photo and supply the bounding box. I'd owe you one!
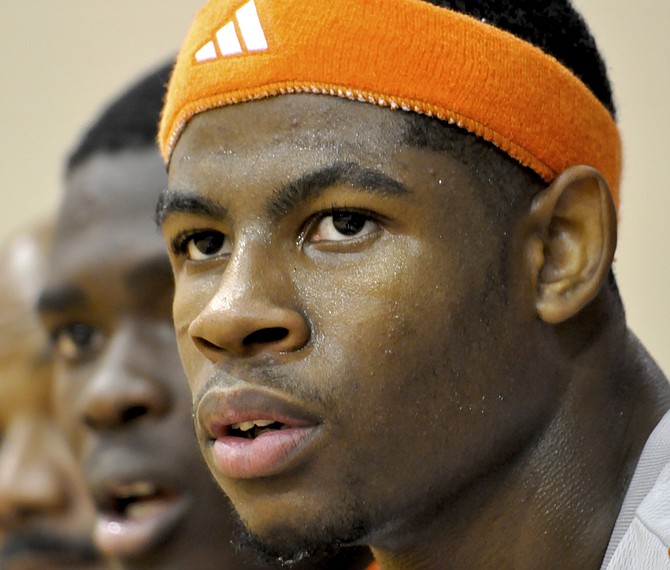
[197,388,323,479]
[93,480,188,558]
[227,419,291,439]
[101,481,176,519]
[209,416,320,479]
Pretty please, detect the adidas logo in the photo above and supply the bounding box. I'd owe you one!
[195,0,268,62]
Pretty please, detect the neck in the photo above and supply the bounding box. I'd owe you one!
[371,293,670,570]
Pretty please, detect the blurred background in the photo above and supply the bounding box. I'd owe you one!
[1,1,668,374]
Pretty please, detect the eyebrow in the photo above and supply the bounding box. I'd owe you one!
[36,286,88,314]
[267,161,412,220]
[155,191,228,226]
[155,161,411,226]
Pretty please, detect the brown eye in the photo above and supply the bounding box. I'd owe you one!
[332,212,367,235]
[52,323,104,362]
[311,212,379,243]
[185,231,231,261]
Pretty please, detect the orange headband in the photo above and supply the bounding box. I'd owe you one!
[159,0,621,207]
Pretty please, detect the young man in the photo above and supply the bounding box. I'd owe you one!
[0,221,114,570]
[156,0,670,568]
[38,63,372,570]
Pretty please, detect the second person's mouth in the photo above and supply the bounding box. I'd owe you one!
[93,480,189,558]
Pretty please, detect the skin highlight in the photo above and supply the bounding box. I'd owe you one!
[160,94,670,570]
[0,221,113,570]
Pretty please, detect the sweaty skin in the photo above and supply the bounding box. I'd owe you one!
[159,94,670,570]
[0,222,112,570]
[40,146,372,570]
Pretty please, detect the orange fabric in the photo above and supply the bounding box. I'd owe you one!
[160,0,621,208]
[366,562,380,570]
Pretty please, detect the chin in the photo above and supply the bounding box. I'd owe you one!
[236,519,369,567]
[224,491,370,567]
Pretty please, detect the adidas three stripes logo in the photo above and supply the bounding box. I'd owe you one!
[195,0,268,61]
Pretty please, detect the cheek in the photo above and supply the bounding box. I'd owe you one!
[304,235,466,351]
[304,231,523,416]
[173,273,204,331]
[173,273,211,337]
[301,241,455,399]
[172,329,205,401]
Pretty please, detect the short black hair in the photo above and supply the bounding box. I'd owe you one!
[66,60,174,172]
[424,0,614,116]
[406,0,615,197]
[409,0,621,295]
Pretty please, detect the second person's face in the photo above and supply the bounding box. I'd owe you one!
[39,148,266,570]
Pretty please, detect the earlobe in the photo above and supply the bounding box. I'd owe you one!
[526,166,617,324]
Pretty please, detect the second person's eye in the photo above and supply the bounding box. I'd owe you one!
[51,323,104,362]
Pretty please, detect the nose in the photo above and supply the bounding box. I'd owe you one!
[79,323,169,431]
[0,415,66,525]
[186,260,310,362]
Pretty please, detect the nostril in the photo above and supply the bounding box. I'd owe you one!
[243,327,289,346]
[121,405,149,424]
[194,336,221,353]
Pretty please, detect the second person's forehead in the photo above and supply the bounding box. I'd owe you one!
[43,230,171,318]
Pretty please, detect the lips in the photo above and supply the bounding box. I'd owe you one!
[92,480,189,558]
[197,388,322,480]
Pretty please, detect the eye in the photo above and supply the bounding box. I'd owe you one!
[173,229,231,261]
[51,323,104,362]
[310,211,380,243]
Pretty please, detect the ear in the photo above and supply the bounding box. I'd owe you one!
[526,166,617,324]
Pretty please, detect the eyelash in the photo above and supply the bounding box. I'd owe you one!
[170,227,217,256]
[305,206,381,233]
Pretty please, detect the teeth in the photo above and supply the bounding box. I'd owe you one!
[114,481,157,499]
[231,419,276,431]
[253,419,274,427]
[126,497,172,520]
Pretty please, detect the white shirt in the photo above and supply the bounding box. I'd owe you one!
[601,410,670,569]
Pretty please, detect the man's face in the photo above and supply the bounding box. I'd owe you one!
[39,149,259,570]
[0,233,107,570]
[160,94,560,555]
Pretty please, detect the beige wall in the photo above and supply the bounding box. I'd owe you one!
[1,1,668,374]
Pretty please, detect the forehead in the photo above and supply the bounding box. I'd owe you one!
[180,93,409,149]
[50,148,168,280]
[169,94,417,188]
